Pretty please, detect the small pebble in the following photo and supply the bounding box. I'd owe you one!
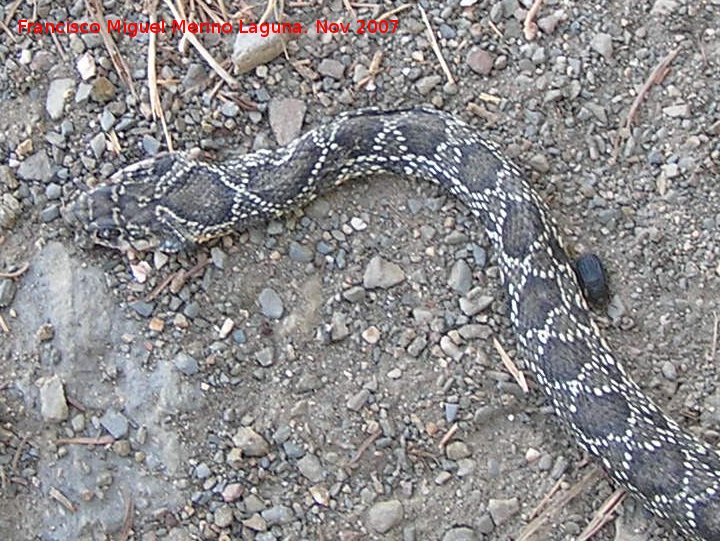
[258,288,284,319]
[39,375,68,422]
[366,500,404,534]
[232,427,270,457]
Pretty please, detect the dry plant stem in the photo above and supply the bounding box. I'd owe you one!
[0,262,29,278]
[163,0,239,88]
[418,5,455,85]
[494,337,529,393]
[86,0,137,97]
[577,488,626,541]
[377,3,413,21]
[624,48,680,129]
[147,1,174,151]
[523,0,544,40]
[515,469,603,541]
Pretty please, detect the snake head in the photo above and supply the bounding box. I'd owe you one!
[71,156,193,253]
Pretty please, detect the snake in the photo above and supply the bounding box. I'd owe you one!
[71,107,720,539]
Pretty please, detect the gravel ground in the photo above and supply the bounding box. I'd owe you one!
[1,0,719,540]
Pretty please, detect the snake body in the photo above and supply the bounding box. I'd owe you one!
[73,108,720,539]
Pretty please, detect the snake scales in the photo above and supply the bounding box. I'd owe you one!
[73,107,720,539]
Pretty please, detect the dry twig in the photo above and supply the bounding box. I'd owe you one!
[147,0,174,151]
[347,429,381,466]
[86,0,137,97]
[494,337,529,393]
[377,3,413,21]
[516,469,603,541]
[163,0,239,88]
[624,48,680,129]
[438,423,459,448]
[523,0,545,41]
[578,488,626,540]
[0,262,29,279]
[49,486,77,513]
[56,435,115,446]
[418,5,455,85]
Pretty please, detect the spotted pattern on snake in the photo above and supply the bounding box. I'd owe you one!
[73,107,720,539]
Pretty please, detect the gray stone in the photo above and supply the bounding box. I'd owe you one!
[17,151,54,182]
[232,426,270,457]
[233,29,289,74]
[214,505,234,528]
[100,409,129,438]
[39,375,68,422]
[268,98,307,145]
[210,247,227,269]
[45,183,62,200]
[650,0,678,15]
[459,289,493,316]
[297,453,324,482]
[442,527,478,541]
[415,75,442,95]
[446,441,471,460]
[318,58,345,79]
[255,346,275,367]
[183,301,200,319]
[329,312,350,341]
[487,497,519,526]
[129,300,154,317]
[342,285,366,303]
[100,109,116,131]
[142,134,162,155]
[173,352,199,376]
[289,241,314,262]
[448,259,472,294]
[0,279,17,307]
[258,288,284,319]
[466,48,494,75]
[90,132,106,158]
[195,462,211,479]
[528,153,550,173]
[347,388,370,411]
[221,100,240,117]
[46,78,75,120]
[40,205,60,222]
[261,505,293,526]
[591,33,613,60]
[663,103,690,118]
[367,499,404,533]
[182,63,208,92]
[363,256,405,289]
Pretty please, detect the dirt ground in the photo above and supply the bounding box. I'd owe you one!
[1,0,719,540]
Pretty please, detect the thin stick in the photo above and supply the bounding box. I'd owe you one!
[577,488,626,541]
[377,3,413,21]
[342,0,356,19]
[516,469,602,541]
[624,48,680,129]
[418,5,455,85]
[147,1,174,151]
[494,337,529,393]
[56,435,115,445]
[523,0,544,41]
[86,0,137,97]
[163,0,239,88]
[347,429,381,466]
[438,423,459,448]
[0,314,9,333]
[0,261,29,278]
[49,486,77,512]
